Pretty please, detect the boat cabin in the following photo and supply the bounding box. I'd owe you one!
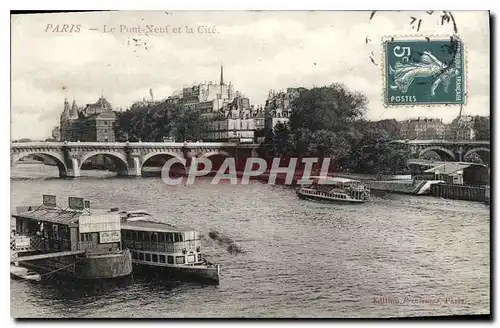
[299,176,370,202]
[11,195,123,256]
[120,211,203,267]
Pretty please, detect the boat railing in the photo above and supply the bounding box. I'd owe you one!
[77,241,97,251]
[123,239,201,253]
[300,185,369,201]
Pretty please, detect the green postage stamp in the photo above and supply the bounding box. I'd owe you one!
[384,36,465,106]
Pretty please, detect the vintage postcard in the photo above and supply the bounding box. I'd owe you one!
[10,10,490,319]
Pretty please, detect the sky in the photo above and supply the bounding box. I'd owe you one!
[11,11,490,140]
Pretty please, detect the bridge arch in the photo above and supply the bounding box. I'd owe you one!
[199,150,231,160]
[464,147,490,163]
[12,151,68,177]
[198,150,231,172]
[79,151,129,176]
[419,147,455,161]
[141,152,185,168]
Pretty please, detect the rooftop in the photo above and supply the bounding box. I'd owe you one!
[121,219,193,233]
[12,206,118,226]
[13,205,194,233]
[424,163,471,175]
[309,176,358,184]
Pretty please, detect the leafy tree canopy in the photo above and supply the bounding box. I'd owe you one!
[473,116,490,141]
[115,101,210,142]
[289,83,367,133]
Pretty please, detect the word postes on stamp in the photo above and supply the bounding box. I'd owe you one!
[384,36,465,106]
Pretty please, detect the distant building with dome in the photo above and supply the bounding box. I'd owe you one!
[59,95,117,142]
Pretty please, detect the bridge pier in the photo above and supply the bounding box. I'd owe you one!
[456,147,464,162]
[66,158,81,178]
[126,157,141,176]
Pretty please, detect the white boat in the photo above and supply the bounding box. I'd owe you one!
[296,176,370,204]
[10,264,42,282]
[119,210,220,284]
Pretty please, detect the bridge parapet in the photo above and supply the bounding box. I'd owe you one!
[11,141,240,148]
[392,139,490,145]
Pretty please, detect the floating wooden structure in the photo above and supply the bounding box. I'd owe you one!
[11,195,133,280]
[430,183,487,202]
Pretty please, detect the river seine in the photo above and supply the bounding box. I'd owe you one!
[10,164,490,318]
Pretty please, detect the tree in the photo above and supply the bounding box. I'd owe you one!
[261,122,292,157]
[348,128,409,174]
[306,130,351,161]
[289,84,367,133]
[373,119,402,139]
[422,150,441,161]
[272,84,368,166]
[464,152,483,164]
[167,107,207,142]
[115,101,210,142]
[17,138,32,143]
[473,116,490,141]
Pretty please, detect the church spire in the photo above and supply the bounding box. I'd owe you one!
[220,65,224,85]
[70,99,78,118]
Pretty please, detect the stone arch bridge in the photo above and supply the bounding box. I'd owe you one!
[392,140,490,163]
[11,142,258,178]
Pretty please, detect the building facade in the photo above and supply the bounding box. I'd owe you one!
[264,88,301,132]
[400,117,447,140]
[202,96,262,143]
[449,115,476,140]
[163,65,262,143]
[59,96,117,142]
[51,126,61,141]
[172,66,239,117]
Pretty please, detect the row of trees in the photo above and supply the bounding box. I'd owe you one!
[115,101,208,142]
[261,84,410,175]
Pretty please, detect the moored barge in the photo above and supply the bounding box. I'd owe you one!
[120,210,220,285]
[11,195,133,280]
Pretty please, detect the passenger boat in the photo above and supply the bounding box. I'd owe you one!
[296,176,370,204]
[120,210,221,285]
